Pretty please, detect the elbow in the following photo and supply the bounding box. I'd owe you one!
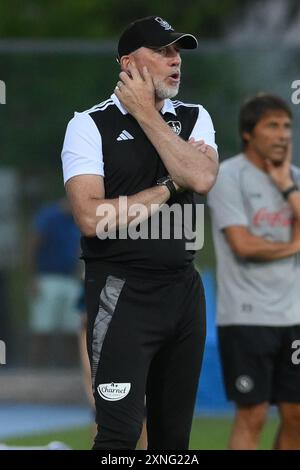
[232,245,247,258]
[231,243,251,259]
[76,215,97,237]
[193,153,219,194]
[192,172,217,195]
[226,236,249,258]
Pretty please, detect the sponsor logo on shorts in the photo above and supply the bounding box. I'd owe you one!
[235,375,254,393]
[97,382,131,401]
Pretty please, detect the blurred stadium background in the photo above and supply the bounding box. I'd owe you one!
[0,0,300,449]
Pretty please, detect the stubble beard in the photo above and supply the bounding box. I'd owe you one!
[154,78,180,100]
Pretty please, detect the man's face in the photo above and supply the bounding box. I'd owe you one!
[131,44,182,100]
[244,111,292,164]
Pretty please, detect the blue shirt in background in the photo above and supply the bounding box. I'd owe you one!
[34,202,80,275]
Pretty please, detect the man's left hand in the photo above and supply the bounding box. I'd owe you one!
[188,138,208,154]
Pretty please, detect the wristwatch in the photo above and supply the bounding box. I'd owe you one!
[281,184,299,200]
[156,175,177,198]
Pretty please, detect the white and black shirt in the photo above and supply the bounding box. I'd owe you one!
[62,94,217,271]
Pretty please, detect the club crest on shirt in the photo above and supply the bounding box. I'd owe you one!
[167,120,182,135]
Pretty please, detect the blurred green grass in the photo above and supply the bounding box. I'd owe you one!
[2,416,279,450]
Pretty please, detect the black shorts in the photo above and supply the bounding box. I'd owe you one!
[218,324,300,406]
[85,261,206,450]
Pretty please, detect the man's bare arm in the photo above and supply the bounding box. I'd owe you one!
[136,109,218,194]
[66,174,172,237]
[224,225,300,261]
[115,63,218,194]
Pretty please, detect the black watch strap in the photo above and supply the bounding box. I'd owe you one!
[165,179,177,198]
[157,176,177,198]
[282,184,299,200]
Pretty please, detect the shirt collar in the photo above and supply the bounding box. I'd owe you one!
[111,93,127,115]
[160,99,177,116]
[111,93,177,116]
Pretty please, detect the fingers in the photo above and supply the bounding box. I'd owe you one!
[188,138,207,153]
[114,84,121,97]
[127,60,142,81]
[189,138,204,145]
[114,80,123,96]
[119,71,131,85]
[142,66,153,86]
[116,61,145,94]
[114,59,155,112]
[115,75,129,95]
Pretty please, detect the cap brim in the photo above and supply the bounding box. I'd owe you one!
[144,32,198,51]
[166,33,198,49]
[117,31,198,60]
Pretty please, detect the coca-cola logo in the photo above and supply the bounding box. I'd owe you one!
[252,207,292,227]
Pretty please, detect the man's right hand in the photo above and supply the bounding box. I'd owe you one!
[115,61,156,120]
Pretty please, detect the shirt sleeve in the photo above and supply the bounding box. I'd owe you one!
[61,112,104,185]
[207,168,248,230]
[189,106,218,153]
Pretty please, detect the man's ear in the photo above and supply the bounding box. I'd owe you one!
[242,131,251,144]
[120,55,131,73]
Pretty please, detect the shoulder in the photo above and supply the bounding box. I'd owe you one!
[219,154,247,179]
[172,100,213,119]
[208,154,247,203]
[172,99,200,110]
[210,154,246,195]
[66,97,117,129]
[81,97,115,115]
[291,164,300,182]
[172,100,202,118]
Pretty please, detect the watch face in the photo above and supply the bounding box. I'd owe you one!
[157,176,170,185]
